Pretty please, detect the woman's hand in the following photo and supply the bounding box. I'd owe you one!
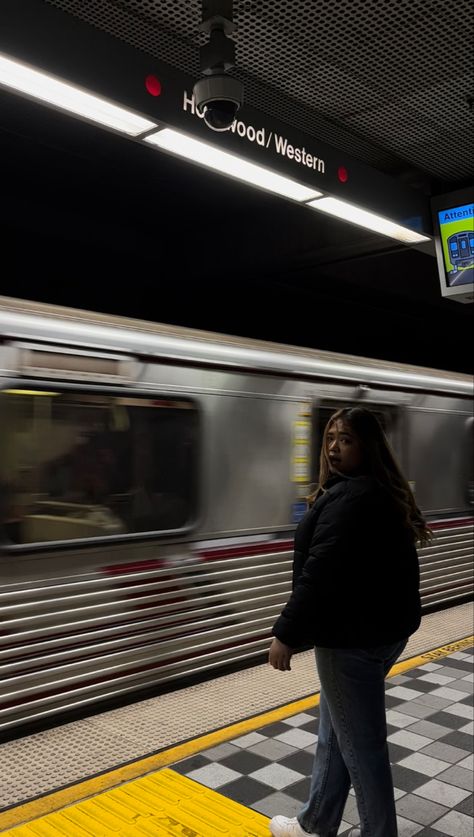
[268,637,293,671]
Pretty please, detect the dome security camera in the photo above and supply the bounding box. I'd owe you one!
[193,75,244,132]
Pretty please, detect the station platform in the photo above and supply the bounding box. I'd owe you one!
[0,602,472,837]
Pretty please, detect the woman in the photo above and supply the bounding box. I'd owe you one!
[268,407,431,837]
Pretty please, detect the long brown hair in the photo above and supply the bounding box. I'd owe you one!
[310,407,432,547]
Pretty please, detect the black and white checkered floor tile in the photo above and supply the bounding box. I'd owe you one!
[173,649,473,837]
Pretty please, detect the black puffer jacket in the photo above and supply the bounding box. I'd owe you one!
[272,474,421,649]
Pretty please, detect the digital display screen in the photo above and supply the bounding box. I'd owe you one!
[437,202,474,287]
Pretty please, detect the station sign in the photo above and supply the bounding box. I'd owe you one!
[0,0,430,237]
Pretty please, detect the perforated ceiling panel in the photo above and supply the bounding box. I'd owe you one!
[45,0,474,185]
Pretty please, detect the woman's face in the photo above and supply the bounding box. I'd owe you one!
[326,419,364,475]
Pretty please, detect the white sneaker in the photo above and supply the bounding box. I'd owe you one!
[269,816,316,836]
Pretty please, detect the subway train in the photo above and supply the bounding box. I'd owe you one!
[0,296,473,735]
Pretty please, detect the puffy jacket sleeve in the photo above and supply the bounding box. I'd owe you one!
[271,485,369,647]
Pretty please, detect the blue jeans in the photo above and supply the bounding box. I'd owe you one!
[298,639,408,837]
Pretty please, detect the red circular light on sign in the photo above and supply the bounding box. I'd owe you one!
[145,75,162,96]
[337,166,349,183]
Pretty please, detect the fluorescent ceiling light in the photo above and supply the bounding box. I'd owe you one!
[307,196,430,243]
[0,53,157,136]
[145,128,322,202]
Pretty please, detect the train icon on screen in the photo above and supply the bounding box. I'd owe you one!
[448,230,474,269]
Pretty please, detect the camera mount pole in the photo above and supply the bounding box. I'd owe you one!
[199,0,236,76]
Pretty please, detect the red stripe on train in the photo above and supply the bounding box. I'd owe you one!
[429,518,474,531]
[101,540,293,574]
[197,540,293,561]
[103,559,167,574]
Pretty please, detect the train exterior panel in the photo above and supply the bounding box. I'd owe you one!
[0,297,472,733]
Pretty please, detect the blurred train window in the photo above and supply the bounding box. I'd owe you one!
[0,390,199,545]
[311,404,390,482]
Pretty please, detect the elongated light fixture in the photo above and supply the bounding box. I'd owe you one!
[145,128,322,202]
[0,53,157,136]
[307,196,430,244]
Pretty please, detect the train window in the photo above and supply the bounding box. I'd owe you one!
[311,404,389,482]
[0,390,199,545]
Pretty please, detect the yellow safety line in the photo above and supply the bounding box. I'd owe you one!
[1,634,472,832]
[0,769,271,837]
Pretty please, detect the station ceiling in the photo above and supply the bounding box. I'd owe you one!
[0,0,473,372]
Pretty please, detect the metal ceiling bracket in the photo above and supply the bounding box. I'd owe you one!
[199,1,236,75]
[199,1,236,35]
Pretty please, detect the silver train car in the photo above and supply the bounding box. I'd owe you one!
[0,296,473,734]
